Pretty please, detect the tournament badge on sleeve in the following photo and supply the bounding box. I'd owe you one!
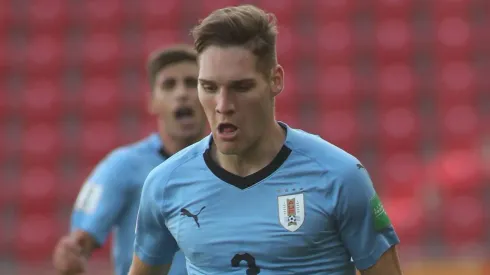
[278,193,305,232]
[370,193,391,231]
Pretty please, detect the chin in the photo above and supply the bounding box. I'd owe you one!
[175,129,201,142]
[182,132,202,142]
[214,141,242,155]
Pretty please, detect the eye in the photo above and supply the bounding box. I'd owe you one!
[234,86,251,92]
[161,79,176,90]
[200,83,218,93]
[232,83,254,93]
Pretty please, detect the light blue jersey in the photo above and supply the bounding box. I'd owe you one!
[71,133,187,275]
[134,123,400,274]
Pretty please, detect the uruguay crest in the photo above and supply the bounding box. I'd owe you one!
[277,193,305,232]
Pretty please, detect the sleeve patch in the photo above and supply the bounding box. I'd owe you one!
[370,193,391,231]
[74,182,103,214]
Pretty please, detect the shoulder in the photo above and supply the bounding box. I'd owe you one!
[98,135,157,167]
[145,136,209,189]
[285,127,372,213]
[97,145,137,169]
[285,127,362,177]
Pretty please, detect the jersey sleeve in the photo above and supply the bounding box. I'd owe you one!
[334,163,400,270]
[70,149,130,246]
[134,167,178,266]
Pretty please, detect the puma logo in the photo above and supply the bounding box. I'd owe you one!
[180,206,206,228]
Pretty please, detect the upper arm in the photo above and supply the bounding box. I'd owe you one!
[129,253,171,275]
[334,162,400,270]
[133,169,179,266]
[360,246,403,275]
[70,150,130,245]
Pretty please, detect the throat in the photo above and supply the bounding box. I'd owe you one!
[215,151,263,177]
[213,123,286,177]
[158,120,204,154]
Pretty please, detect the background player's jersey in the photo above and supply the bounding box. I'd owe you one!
[135,123,400,275]
[71,133,186,275]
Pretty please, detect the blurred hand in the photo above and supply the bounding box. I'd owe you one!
[53,234,87,275]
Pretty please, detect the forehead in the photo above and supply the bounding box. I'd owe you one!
[155,61,198,82]
[198,46,261,83]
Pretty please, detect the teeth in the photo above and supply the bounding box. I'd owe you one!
[220,124,237,132]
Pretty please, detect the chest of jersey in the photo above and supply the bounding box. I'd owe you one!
[166,178,345,273]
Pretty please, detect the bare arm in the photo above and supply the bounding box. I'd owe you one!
[359,246,403,275]
[52,230,101,274]
[128,254,171,275]
[71,230,100,257]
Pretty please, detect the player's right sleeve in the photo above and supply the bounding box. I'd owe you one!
[134,167,178,265]
[70,149,130,246]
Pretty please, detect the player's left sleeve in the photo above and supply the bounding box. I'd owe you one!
[334,162,400,270]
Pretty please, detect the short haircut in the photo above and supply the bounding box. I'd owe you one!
[191,4,278,77]
[146,44,198,87]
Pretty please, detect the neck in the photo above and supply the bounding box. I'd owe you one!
[157,120,203,155]
[214,120,286,177]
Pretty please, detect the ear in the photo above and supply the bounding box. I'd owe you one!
[270,65,284,98]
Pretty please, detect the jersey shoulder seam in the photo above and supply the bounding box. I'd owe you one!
[287,139,360,190]
[288,138,358,180]
[288,146,330,176]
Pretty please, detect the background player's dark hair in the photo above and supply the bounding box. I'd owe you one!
[191,5,278,78]
[146,44,197,88]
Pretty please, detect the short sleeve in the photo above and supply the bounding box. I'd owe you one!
[134,168,178,265]
[70,150,130,245]
[334,163,400,270]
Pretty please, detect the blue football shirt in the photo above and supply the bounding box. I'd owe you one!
[71,133,187,275]
[135,123,400,275]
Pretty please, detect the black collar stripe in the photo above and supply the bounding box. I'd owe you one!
[203,138,292,190]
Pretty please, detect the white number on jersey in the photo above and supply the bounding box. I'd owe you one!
[74,182,103,214]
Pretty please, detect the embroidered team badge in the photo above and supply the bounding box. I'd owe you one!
[277,193,305,232]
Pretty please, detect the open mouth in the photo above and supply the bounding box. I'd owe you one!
[218,123,238,134]
[174,107,195,120]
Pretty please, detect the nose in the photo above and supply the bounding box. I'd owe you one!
[175,83,189,103]
[215,89,235,115]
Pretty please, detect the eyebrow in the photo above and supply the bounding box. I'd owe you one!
[198,78,256,85]
[161,78,176,84]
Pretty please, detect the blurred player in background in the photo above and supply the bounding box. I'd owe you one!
[52,45,207,275]
[129,5,402,275]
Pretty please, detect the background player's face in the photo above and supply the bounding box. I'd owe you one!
[149,61,206,141]
[198,46,283,155]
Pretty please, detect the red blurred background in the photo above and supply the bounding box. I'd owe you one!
[0,0,489,274]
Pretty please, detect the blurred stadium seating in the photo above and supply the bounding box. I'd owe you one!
[0,0,489,274]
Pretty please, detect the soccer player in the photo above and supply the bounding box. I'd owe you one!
[129,5,403,275]
[52,45,207,275]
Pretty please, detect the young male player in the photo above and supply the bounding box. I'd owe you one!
[129,5,403,275]
[52,45,207,275]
